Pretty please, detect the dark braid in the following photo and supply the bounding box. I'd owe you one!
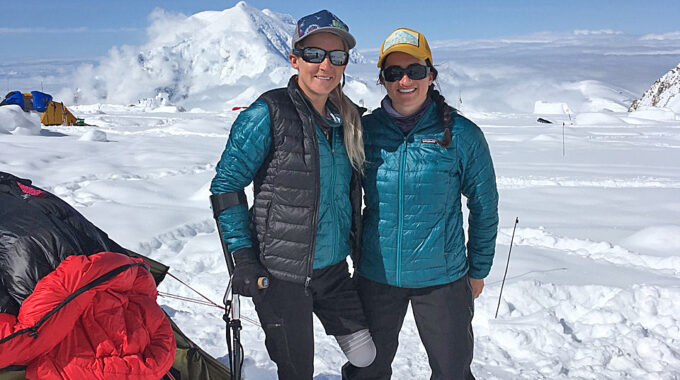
[429,85,452,148]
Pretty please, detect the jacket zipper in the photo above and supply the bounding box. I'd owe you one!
[397,137,407,287]
[330,127,338,265]
[388,110,431,287]
[307,115,321,293]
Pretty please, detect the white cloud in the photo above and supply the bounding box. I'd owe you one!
[640,31,680,40]
[573,29,624,36]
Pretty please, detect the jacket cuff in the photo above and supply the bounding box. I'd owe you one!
[232,247,258,266]
[467,267,489,279]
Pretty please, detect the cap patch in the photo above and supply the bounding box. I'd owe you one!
[331,19,348,31]
[383,29,419,52]
[305,24,319,35]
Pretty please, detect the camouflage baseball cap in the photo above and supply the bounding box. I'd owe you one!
[291,10,356,50]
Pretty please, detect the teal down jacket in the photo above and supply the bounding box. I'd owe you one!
[359,102,499,288]
[210,100,353,270]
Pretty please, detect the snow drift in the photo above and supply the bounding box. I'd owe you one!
[0,105,42,135]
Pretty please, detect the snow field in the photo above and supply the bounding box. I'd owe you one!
[475,282,680,380]
[2,94,680,379]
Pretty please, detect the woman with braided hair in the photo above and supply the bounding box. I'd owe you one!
[343,28,499,380]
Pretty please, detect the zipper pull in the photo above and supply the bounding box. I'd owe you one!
[304,276,312,296]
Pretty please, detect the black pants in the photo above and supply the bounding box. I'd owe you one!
[343,275,475,380]
[252,260,368,380]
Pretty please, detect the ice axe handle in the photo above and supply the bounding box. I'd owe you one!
[258,277,269,289]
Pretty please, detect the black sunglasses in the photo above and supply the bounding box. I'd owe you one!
[292,47,349,66]
[381,63,430,82]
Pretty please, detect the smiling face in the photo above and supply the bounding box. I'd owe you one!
[382,51,434,116]
[289,32,347,111]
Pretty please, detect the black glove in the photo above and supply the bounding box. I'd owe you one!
[231,247,268,297]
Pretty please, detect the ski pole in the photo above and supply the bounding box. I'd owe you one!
[215,224,243,379]
[210,192,269,379]
[210,193,243,380]
[495,217,519,319]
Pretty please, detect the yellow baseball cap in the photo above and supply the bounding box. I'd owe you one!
[377,27,433,68]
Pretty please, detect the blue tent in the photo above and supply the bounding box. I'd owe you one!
[1,91,24,110]
[31,91,53,112]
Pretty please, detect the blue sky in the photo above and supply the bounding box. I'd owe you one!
[1,0,679,59]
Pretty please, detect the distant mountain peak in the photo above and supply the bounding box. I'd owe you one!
[629,63,680,112]
[69,2,365,109]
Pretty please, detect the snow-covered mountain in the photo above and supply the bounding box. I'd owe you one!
[64,1,294,108]
[61,2,365,110]
[629,63,680,112]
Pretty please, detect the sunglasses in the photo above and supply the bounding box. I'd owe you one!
[381,63,430,82]
[292,47,349,66]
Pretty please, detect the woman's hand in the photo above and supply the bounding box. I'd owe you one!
[469,277,484,299]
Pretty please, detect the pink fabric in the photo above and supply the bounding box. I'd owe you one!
[17,181,45,197]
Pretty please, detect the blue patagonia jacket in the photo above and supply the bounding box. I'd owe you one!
[210,98,354,271]
[359,102,499,288]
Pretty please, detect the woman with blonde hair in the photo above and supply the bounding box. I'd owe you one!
[210,10,375,380]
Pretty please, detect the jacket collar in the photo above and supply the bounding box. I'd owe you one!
[374,101,437,137]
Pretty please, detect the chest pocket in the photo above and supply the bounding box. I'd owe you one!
[402,136,458,217]
[407,137,457,178]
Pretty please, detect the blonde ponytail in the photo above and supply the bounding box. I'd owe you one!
[329,85,365,173]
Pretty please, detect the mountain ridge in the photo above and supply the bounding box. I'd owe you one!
[630,63,680,112]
